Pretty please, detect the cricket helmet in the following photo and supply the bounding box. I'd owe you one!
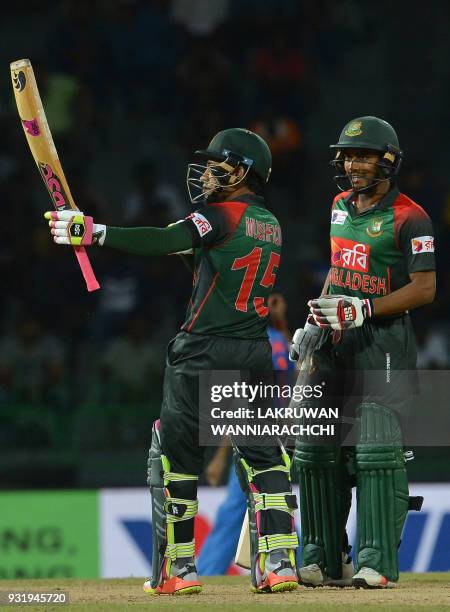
[187,128,272,204]
[330,116,403,192]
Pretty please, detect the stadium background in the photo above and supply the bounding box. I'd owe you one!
[0,0,449,579]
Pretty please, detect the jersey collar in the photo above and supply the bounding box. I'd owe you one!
[344,185,399,216]
[234,193,266,208]
[373,185,400,210]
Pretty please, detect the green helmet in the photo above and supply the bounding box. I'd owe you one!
[330,116,403,192]
[330,116,401,152]
[197,128,271,182]
[187,128,272,203]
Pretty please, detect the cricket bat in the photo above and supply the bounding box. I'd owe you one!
[235,510,251,569]
[10,59,100,292]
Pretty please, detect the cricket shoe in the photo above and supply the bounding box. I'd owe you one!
[143,558,202,595]
[353,567,396,589]
[299,552,354,587]
[253,549,298,593]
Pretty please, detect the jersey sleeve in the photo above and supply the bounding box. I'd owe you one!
[179,203,245,248]
[397,208,436,273]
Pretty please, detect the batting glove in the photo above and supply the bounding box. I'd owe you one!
[289,315,321,364]
[45,210,106,246]
[308,295,373,330]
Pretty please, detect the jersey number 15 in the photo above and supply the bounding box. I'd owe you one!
[232,247,280,317]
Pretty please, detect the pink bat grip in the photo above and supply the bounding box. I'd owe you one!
[74,246,100,292]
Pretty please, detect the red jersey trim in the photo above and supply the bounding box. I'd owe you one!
[332,190,353,209]
[207,201,248,248]
[186,272,219,332]
[392,192,430,251]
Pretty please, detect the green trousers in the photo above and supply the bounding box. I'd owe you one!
[159,330,282,473]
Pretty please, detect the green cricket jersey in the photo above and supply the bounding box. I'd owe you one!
[328,187,435,300]
[177,194,282,338]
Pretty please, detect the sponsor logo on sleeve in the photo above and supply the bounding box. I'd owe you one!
[411,236,434,254]
[331,237,370,273]
[186,212,213,237]
[331,210,348,225]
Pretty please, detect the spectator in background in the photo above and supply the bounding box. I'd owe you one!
[267,293,295,372]
[105,0,180,114]
[250,104,304,196]
[46,0,113,128]
[175,36,233,150]
[251,105,303,160]
[0,317,65,405]
[42,70,79,138]
[400,162,442,225]
[122,159,185,226]
[84,249,151,342]
[100,314,164,404]
[197,293,293,575]
[416,327,449,369]
[248,25,312,119]
[171,0,230,36]
[83,155,190,343]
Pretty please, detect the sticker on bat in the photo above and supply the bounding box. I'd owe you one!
[38,162,70,210]
[12,70,26,92]
[22,118,40,136]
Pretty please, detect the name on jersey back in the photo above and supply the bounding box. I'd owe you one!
[245,217,282,246]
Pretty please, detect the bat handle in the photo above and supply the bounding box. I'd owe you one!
[74,246,100,292]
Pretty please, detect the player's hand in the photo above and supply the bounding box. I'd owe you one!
[44,210,106,246]
[308,294,373,330]
[289,315,320,364]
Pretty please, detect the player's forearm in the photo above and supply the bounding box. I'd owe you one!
[373,273,436,316]
[104,223,193,256]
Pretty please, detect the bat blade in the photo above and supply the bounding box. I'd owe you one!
[10,58,100,292]
[235,510,251,569]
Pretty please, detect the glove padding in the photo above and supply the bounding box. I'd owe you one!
[289,315,321,365]
[308,294,373,330]
[44,210,105,246]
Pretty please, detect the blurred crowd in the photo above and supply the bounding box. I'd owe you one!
[0,1,449,481]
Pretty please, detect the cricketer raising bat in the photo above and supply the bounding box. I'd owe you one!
[10,58,100,292]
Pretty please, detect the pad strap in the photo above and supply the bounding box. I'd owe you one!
[163,472,198,482]
[165,540,196,561]
[239,453,292,483]
[258,532,299,553]
[254,492,297,516]
[165,498,199,523]
[409,496,423,511]
[162,455,199,485]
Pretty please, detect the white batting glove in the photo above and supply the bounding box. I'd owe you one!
[308,294,373,330]
[289,315,321,364]
[44,210,106,246]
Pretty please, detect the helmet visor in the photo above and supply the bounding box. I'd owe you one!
[186,154,252,204]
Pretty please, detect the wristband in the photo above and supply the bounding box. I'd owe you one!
[92,224,106,246]
[363,298,374,319]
